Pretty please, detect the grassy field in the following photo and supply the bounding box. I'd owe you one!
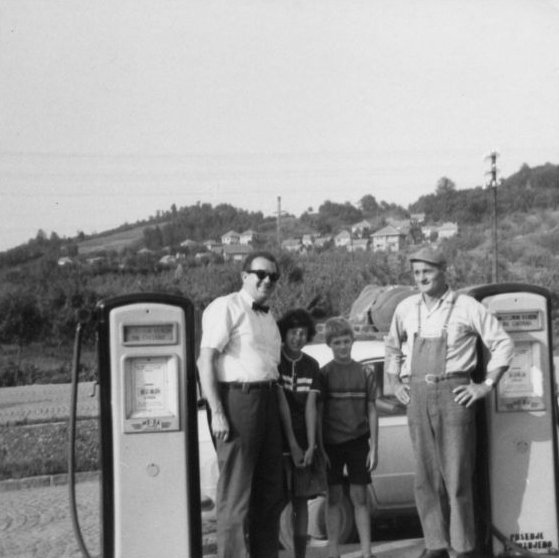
[0,342,97,386]
[0,419,99,480]
[0,341,100,481]
[77,222,168,255]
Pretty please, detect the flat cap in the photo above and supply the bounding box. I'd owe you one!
[409,247,447,267]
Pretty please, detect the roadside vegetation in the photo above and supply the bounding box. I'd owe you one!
[0,419,98,480]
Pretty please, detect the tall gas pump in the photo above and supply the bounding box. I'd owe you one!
[96,293,201,558]
[468,283,559,556]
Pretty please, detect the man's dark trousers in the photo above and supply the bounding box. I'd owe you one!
[215,382,285,558]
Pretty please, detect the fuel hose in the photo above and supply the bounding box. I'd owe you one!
[68,311,94,558]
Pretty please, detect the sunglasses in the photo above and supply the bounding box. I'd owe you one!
[246,270,281,283]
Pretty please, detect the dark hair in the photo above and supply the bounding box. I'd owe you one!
[277,308,317,342]
[242,251,279,272]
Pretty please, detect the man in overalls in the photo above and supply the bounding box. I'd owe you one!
[385,247,514,558]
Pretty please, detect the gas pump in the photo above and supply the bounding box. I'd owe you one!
[94,292,202,558]
[467,283,559,557]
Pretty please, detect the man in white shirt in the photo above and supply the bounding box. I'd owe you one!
[197,251,284,558]
[385,247,514,558]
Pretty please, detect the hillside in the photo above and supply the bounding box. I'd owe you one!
[1,162,559,388]
[77,223,149,255]
[1,161,556,265]
[410,162,559,224]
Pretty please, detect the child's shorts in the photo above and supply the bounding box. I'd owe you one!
[325,434,371,486]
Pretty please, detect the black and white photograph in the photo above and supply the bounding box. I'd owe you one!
[1,1,559,557]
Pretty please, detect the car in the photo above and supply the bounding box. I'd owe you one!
[196,338,417,551]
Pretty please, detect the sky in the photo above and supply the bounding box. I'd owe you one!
[1,0,559,252]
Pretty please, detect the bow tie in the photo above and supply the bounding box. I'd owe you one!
[252,302,270,314]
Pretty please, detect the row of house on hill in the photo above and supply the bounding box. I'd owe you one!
[220,229,258,246]
[58,229,259,268]
[281,218,459,254]
[58,220,459,268]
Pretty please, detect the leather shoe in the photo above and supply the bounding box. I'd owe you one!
[418,550,449,558]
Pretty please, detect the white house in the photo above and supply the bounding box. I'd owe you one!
[386,219,411,236]
[421,225,435,240]
[371,225,406,252]
[204,240,223,254]
[302,233,319,247]
[347,239,370,252]
[239,230,257,245]
[410,213,426,224]
[221,230,240,245]
[334,230,352,248]
[314,236,333,249]
[351,220,374,238]
[158,254,176,267]
[281,238,303,253]
[222,244,253,262]
[437,222,459,239]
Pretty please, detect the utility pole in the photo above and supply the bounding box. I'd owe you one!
[276,196,282,247]
[485,151,502,283]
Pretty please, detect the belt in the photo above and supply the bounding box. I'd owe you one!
[424,372,470,384]
[220,380,277,392]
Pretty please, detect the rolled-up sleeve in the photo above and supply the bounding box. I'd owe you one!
[200,297,231,352]
[474,305,515,373]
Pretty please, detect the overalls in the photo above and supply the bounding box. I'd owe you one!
[407,294,476,553]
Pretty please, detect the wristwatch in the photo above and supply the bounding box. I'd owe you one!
[484,378,495,389]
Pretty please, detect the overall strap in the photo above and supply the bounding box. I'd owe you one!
[417,291,458,336]
[441,293,458,333]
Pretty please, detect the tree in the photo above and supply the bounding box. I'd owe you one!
[0,291,44,371]
[35,229,48,244]
[408,221,424,244]
[143,226,164,250]
[66,243,79,257]
[436,177,456,195]
[359,194,380,215]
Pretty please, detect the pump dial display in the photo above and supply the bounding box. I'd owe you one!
[123,355,180,432]
[123,323,177,345]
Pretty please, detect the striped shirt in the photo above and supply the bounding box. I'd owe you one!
[320,359,376,445]
[278,351,320,448]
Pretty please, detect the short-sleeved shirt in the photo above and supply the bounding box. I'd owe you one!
[385,289,514,382]
[200,289,281,382]
[320,359,376,446]
[278,351,320,448]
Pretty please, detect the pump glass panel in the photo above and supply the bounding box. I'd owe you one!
[123,355,180,432]
[497,310,542,332]
[496,341,545,412]
[122,323,177,345]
